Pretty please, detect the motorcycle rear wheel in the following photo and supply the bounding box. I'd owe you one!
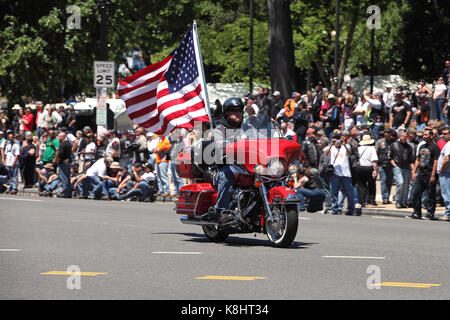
[202,225,229,243]
[265,204,298,248]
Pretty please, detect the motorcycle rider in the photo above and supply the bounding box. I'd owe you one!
[212,97,246,223]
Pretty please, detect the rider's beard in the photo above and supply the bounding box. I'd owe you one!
[228,115,242,127]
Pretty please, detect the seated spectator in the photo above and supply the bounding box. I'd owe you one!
[101,161,121,199]
[74,156,113,199]
[0,162,10,193]
[294,166,326,212]
[111,162,156,201]
[37,163,60,196]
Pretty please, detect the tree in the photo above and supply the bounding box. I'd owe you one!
[267,0,297,99]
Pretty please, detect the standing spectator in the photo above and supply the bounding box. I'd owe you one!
[376,128,396,204]
[321,94,341,140]
[390,131,415,208]
[35,101,47,137]
[311,85,324,123]
[353,95,369,127]
[66,106,77,135]
[302,127,322,168]
[354,134,378,210]
[168,131,185,196]
[292,98,310,144]
[365,91,387,140]
[11,105,21,133]
[437,127,450,221]
[134,127,149,163]
[155,135,170,196]
[119,130,134,169]
[342,94,355,130]
[270,91,283,121]
[0,111,8,132]
[415,94,431,130]
[42,129,59,164]
[283,93,301,122]
[19,132,36,188]
[383,84,395,111]
[20,107,34,134]
[433,77,447,122]
[81,133,96,162]
[105,130,121,160]
[3,132,20,194]
[409,128,440,220]
[327,132,355,215]
[55,132,73,198]
[389,91,412,130]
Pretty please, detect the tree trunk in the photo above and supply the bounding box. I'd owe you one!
[267,0,297,99]
[337,0,361,89]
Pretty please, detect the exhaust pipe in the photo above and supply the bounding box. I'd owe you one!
[180,216,219,226]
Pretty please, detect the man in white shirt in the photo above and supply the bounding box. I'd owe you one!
[353,95,370,127]
[74,156,113,199]
[3,132,20,194]
[327,132,355,215]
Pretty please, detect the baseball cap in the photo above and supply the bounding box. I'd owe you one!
[273,91,281,96]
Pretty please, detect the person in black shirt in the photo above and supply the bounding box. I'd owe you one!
[409,128,440,220]
[389,91,412,130]
[55,132,73,198]
[20,132,37,188]
[293,100,310,145]
[390,131,415,208]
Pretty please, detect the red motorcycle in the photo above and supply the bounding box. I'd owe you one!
[174,115,302,247]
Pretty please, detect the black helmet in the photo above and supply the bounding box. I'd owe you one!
[222,97,244,113]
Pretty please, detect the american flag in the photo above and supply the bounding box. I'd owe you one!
[118,25,210,135]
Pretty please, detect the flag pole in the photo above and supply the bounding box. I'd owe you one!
[192,20,215,130]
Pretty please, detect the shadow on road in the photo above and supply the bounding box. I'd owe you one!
[152,232,316,249]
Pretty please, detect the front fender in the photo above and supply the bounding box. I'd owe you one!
[267,186,299,204]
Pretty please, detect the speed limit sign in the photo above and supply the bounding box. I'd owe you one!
[94,61,115,88]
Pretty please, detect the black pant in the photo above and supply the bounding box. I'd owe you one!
[412,174,436,217]
[355,166,376,205]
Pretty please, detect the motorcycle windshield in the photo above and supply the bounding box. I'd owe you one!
[240,115,282,140]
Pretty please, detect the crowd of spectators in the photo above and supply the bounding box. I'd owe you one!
[1,60,449,221]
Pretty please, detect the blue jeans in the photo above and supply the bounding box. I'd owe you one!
[58,163,72,197]
[169,160,184,196]
[6,165,19,192]
[78,176,103,198]
[330,174,355,213]
[435,99,446,121]
[439,172,450,218]
[337,186,358,210]
[0,175,9,190]
[393,166,411,205]
[296,188,326,211]
[112,181,150,200]
[157,161,170,194]
[45,178,61,191]
[215,165,246,210]
[378,166,393,202]
[102,180,116,196]
[370,124,384,140]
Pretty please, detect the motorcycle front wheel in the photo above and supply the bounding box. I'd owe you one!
[202,225,229,243]
[265,204,298,248]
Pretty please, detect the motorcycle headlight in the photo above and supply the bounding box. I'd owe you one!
[288,163,298,174]
[267,159,285,178]
[254,164,264,176]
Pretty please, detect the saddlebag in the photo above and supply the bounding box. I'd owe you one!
[175,183,216,216]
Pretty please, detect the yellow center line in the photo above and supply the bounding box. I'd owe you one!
[375,282,440,288]
[41,271,108,276]
[196,275,266,281]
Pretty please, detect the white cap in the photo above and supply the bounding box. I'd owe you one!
[273,91,281,96]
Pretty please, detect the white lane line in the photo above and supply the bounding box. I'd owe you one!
[322,256,386,260]
[152,251,203,255]
[0,197,42,202]
[0,249,22,252]
[298,217,311,220]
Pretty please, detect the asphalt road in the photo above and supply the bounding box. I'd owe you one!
[1,195,449,300]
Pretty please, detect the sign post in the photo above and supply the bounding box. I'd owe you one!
[94,61,115,135]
